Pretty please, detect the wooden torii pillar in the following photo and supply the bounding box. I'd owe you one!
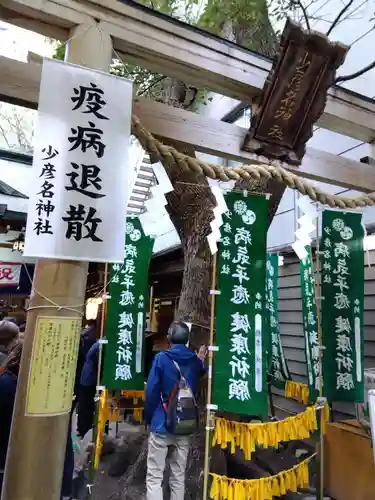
[2,21,112,500]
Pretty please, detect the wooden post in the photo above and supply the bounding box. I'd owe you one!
[2,21,112,500]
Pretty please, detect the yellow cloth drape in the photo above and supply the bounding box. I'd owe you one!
[94,389,108,469]
[121,390,145,400]
[212,405,328,460]
[108,407,121,422]
[121,390,145,421]
[285,381,310,405]
[133,408,143,422]
[210,455,313,500]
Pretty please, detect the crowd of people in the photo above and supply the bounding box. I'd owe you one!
[0,316,207,500]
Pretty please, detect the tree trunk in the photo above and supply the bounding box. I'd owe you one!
[118,3,288,498]
[234,177,286,226]
[163,147,215,348]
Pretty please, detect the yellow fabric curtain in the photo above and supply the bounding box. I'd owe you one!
[212,404,328,460]
[285,381,310,405]
[210,455,313,500]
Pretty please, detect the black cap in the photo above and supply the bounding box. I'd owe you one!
[167,321,190,345]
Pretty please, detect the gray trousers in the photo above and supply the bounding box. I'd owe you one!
[146,432,190,500]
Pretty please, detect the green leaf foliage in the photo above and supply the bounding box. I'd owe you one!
[52,0,277,104]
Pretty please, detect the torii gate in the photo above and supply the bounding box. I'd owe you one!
[1,1,375,499]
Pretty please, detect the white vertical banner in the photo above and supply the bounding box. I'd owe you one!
[24,58,133,262]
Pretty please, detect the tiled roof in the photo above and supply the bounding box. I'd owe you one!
[0,180,28,199]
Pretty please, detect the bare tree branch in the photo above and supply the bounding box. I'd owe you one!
[137,75,166,97]
[334,59,375,84]
[330,0,370,29]
[292,0,311,30]
[326,0,355,36]
[0,104,34,152]
[0,120,12,149]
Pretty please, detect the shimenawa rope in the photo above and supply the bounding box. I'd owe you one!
[131,115,375,209]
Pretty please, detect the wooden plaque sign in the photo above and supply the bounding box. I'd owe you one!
[242,21,348,165]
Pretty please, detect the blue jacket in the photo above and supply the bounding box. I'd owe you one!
[80,341,99,387]
[144,344,206,433]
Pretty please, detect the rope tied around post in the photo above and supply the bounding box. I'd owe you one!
[131,114,375,210]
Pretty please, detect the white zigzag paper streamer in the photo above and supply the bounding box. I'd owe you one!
[207,185,228,255]
[140,162,173,236]
[292,196,316,260]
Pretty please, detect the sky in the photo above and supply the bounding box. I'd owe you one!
[0,21,54,61]
[0,21,54,153]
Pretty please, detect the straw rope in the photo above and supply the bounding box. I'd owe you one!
[131,114,375,209]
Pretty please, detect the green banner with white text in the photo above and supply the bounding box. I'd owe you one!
[300,247,319,401]
[102,217,154,390]
[213,193,268,417]
[321,211,364,403]
[266,253,290,385]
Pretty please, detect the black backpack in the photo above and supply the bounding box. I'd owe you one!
[162,360,199,435]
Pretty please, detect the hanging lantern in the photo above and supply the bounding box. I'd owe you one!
[85,297,103,320]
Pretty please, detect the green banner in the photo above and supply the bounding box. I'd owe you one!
[102,217,154,390]
[321,211,364,403]
[300,247,319,401]
[213,193,269,417]
[266,253,290,384]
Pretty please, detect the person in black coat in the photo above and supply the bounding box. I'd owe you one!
[0,343,74,499]
[76,340,105,438]
[74,320,97,399]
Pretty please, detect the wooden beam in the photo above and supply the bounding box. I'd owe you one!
[132,97,375,193]
[0,5,67,40]
[0,55,374,192]
[2,0,375,142]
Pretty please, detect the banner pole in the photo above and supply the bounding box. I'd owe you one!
[86,262,109,499]
[202,251,218,500]
[97,262,109,388]
[313,213,325,500]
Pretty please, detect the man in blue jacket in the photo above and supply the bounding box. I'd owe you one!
[145,321,207,500]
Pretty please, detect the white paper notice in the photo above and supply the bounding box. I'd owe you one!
[24,58,133,263]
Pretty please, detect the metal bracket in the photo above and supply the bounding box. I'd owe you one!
[206,404,218,411]
[316,396,327,409]
[209,290,221,295]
